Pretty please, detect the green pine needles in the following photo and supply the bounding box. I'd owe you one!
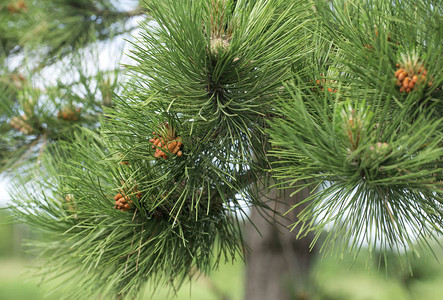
[269,0,442,256]
[10,129,246,298]
[9,0,314,298]
[6,0,443,298]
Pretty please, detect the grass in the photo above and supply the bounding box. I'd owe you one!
[0,256,244,300]
[1,236,443,300]
[311,245,443,300]
[0,258,62,300]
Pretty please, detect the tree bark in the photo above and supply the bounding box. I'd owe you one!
[244,186,314,300]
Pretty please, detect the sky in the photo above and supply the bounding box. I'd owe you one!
[0,176,10,206]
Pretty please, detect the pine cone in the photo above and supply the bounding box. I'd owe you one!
[149,123,183,159]
[9,115,35,135]
[7,0,27,14]
[114,187,142,211]
[395,52,432,93]
[361,142,392,166]
[209,36,230,57]
[58,107,81,121]
[114,193,133,211]
[312,74,337,93]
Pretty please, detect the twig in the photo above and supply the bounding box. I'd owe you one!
[124,230,136,274]
[37,132,48,164]
[136,225,144,271]
[383,187,395,224]
[132,208,138,221]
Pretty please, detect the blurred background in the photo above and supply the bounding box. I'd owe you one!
[1,0,442,299]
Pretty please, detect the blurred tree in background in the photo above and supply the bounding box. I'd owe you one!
[0,0,143,173]
[2,0,442,300]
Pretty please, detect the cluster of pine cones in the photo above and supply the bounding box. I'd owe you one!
[395,65,429,93]
[57,106,81,121]
[10,105,81,135]
[363,142,392,163]
[7,0,27,14]
[9,115,35,135]
[395,53,431,93]
[312,75,337,93]
[149,124,183,159]
[114,190,142,211]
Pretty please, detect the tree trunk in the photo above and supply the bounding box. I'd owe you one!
[244,186,315,300]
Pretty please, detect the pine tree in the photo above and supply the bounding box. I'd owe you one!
[4,0,443,299]
[0,0,143,173]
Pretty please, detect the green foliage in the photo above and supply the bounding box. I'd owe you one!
[8,0,316,298]
[0,62,122,173]
[0,0,143,174]
[268,0,442,257]
[126,0,312,169]
[0,0,143,62]
[4,0,443,299]
[9,129,244,298]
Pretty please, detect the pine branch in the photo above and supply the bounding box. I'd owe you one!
[7,0,316,298]
[268,0,443,258]
[6,1,442,299]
